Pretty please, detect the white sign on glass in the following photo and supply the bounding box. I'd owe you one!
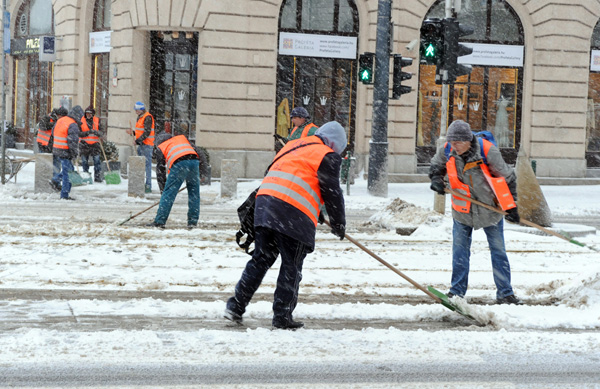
[458,43,524,67]
[279,32,357,59]
[89,31,112,54]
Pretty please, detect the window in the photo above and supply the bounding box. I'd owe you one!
[16,0,54,37]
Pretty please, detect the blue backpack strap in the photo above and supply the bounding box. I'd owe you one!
[444,141,451,160]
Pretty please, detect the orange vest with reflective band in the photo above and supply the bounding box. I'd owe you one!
[80,116,100,144]
[445,139,516,213]
[135,112,155,146]
[157,135,198,174]
[257,136,331,226]
[291,122,318,139]
[52,117,76,150]
[37,127,52,146]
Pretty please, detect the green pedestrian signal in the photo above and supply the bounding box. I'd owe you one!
[358,53,374,85]
[424,43,436,58]
[420,18,444,66]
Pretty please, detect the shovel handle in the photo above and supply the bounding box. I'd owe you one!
[118,186,187,226]
[323,220,441,303]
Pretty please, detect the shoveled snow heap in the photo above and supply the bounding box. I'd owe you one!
[367,197,442,229]
[552,267,600,308]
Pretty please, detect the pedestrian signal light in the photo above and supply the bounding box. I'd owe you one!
[420,18,444,66]
[442,18,474,84]
[358,53,374,85]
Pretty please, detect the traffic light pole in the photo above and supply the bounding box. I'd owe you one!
[0,0,6,185]
[367,0,392,197]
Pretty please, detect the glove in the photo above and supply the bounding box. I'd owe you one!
[505,207,520,224]
[318,212,325,225]
[430,177,446,195]
[331,224,345,240]
[135,138,143,146]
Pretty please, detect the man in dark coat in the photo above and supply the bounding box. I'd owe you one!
[51,106,83,200]
[225,121,347,330]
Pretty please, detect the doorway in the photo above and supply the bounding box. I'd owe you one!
[150,31,198,141]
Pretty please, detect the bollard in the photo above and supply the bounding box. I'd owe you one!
[220,159,238,198]
[34,153,55,194]
[128,156,146,198]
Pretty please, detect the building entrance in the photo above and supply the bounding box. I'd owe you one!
[150,32,198,141]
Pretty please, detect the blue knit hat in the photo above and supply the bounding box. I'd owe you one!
[134,101,145,110]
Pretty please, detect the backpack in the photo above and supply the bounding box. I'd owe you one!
[444,130,497,164]
[235,140,320,255]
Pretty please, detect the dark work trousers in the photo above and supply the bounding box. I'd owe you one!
[227,226,309,321]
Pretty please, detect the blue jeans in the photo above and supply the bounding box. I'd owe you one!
[137,144,153,189]
[154,159,200,225]
[51,155,62,185]
[449,219,514,299]
[59,158,74,199]
[81,154,102,181]
[226,226,309,322]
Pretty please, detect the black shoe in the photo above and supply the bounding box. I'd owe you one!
[224,309,243,324]
[94,179,103,183]
[446,292,455,298]
[145,222,165,229]
[272,318,304,330]
[496,295,523,305]
[49,180,61,192]
[187,223,197,230]
[60,196,75,200]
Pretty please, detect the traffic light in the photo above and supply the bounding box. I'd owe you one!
[442,18,474,84]
[392,54,413,99]
[420,18,444,66]
[358,53,374,84]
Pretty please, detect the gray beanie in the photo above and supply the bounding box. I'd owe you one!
[446,120,474,142]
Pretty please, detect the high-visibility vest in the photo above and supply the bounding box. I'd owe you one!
[80,116,100,144]
[37,127,52,146]
[445,139,516,213]
[290,122,318,139]
[157,135,198,174]
[135,111,155,146]
[257,135,332,226]
[52,117,76,150]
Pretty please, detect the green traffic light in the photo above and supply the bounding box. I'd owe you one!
[425,43,435,57]
[360,69,371,81]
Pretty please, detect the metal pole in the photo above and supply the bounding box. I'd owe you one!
[433,0,454,213]
[367,0,391,197]
[0,0,6,185]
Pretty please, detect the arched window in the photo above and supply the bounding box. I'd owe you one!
[586,21,600,167]
[276,0,359,150]
[90,0,112,135]
[16,0,53,37]
[417,0,524,164]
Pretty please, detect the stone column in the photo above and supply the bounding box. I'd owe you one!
[221,159,238,198]
[128,156,146,198]
[34,153,55,194]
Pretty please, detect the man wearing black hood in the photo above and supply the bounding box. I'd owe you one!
[52,105,84,200]
[79,105,103,182]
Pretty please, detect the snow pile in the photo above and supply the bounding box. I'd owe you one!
[367,197,441,230]
[552,267,600,309]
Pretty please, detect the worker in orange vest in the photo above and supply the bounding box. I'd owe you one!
[133,101,155,193]
[36,109,58,154]
[146,132,200,229]
[51,106,84,200]
[287,107,318,141]
[225,121,347,330]
[79,105,103,183]
[429,120,522,305]
[48,107,69,192]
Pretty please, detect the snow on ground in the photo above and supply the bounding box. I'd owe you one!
[0,161,599,368]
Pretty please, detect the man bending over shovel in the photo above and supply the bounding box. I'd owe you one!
[429,120,522,305]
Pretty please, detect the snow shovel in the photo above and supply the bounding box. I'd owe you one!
[68,159,92,186]
[99,140,121,185]
[118,186,187,226]
[445,188,599,252]
[323,220,476,320]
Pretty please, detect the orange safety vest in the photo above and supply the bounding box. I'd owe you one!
[37,128,52,146]
[80,116,100,144]
[445,139,516,213]
[135,111,155,146]
[257,136,331,226]
[157,135,198,174]
[52,117,76,150]
[290,122,318,139]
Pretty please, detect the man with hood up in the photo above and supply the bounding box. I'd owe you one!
[225,121,347,330]
[52,105,84,200]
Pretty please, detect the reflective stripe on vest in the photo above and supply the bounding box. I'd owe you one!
[52,117,76,150]
[157,135,198,174]
[37,128,52,146]
[135,112,155,145]
[445,139,516,213]
[291,122,318,139]
[80,116,100,144]
[257,136,331,225]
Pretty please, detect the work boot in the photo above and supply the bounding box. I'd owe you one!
[272,317,304,330]
[145,222,165,229]
[49,180,61,192]
[224,309,243,324]
[496,294,523,305]
[187,223,197,230]
[145,185,152,194]
[60,196,75,201]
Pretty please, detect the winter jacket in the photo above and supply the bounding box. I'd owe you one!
[79,116,102,156]
[52,106,84,160]
[255,122,347,251]
[429,136,517,230]
[154,132,200,191]
[288,122,318,141]
[135,110,155,145]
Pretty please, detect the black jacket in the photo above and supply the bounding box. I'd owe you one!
[53,106,84,159]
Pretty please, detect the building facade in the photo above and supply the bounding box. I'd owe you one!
[2,0,600,179]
